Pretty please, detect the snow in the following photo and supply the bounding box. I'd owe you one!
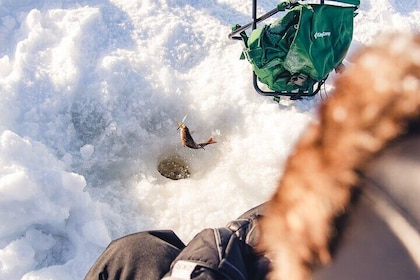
[0,0,418,279]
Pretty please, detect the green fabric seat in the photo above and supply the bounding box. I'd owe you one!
[240,1,359,93]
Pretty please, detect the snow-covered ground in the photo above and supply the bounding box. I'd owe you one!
[0,0,418,279]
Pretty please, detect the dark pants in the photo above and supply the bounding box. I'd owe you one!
[85,230,186,280]
[84,204,267,280]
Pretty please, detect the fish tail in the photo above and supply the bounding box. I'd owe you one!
[197,137,217,149]
[206,137,217,144]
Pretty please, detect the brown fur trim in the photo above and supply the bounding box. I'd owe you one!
[258,32,420,280]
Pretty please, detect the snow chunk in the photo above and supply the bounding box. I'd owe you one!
[80,144,95,161]
[81,220,111,247]
[0,130,106,279]
[0,56,12,77]
[0,238,36,279]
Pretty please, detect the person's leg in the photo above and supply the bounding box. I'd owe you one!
[163,203,269,280]
[85,230,185,280]
[226,202,265,247]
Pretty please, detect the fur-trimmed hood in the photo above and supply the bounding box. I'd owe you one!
[259,32,420,280]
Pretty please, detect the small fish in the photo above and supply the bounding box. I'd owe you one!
[176,117,217,149]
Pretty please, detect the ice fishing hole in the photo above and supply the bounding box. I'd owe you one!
[157,154,190,180]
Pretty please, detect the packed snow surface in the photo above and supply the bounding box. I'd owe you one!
[0,0,418,279]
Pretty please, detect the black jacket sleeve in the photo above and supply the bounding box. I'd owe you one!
[163,204,269,280]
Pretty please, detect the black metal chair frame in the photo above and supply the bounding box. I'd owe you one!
[228,0,324,100]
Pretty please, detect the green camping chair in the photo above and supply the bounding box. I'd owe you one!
[229,0,360,100]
